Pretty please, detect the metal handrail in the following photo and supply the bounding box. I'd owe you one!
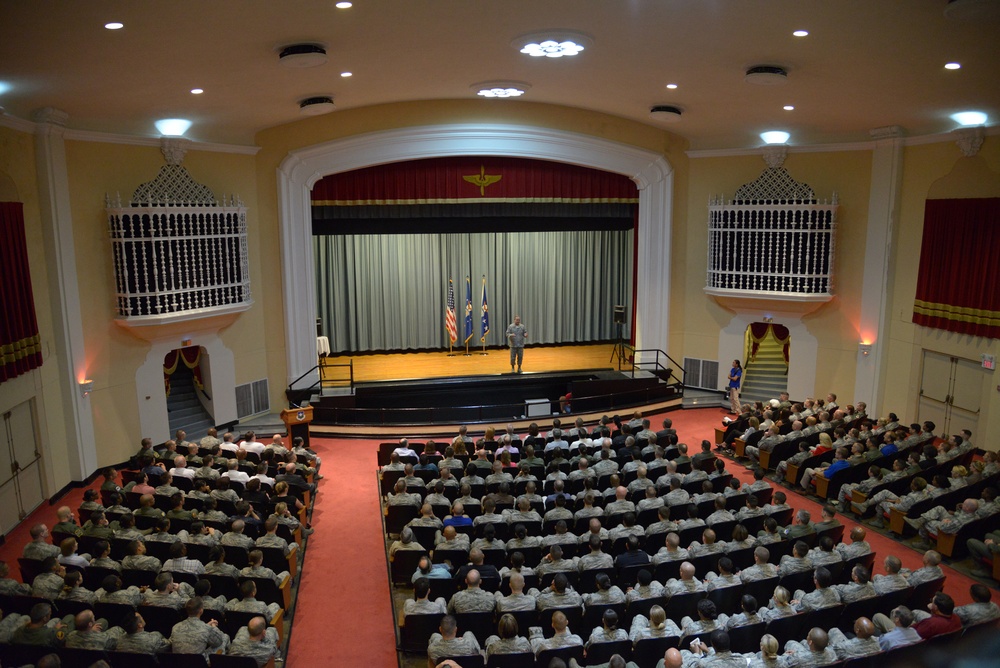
[288,359,354,393]
[627,348,685,387]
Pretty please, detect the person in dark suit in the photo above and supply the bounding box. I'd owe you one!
[274,462,315,494]
[656,418,677,445]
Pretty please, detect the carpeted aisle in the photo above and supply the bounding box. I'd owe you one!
[288,437,397,668]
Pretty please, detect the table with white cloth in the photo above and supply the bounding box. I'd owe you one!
[316,336,331,357]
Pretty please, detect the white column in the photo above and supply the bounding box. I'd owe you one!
[33,108,98,480]
[855,126,905,414]
[634,167,673,358]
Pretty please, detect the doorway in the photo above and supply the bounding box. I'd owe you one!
[741,323,791,404]
[0,400,46,533]
[918,350,984,436]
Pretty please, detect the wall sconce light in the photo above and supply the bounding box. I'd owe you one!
[181,338,193,347]
[79,379,94,397]
[859,343,872,357]
[763,316,774,323]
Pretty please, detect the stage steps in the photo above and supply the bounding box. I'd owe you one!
[167,366,215,437]
[742,335,788,404]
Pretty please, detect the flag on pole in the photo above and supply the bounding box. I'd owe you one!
[445,278,458,344]
[464,276,474,344]
[480,276,490,343]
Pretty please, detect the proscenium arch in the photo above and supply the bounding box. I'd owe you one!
[277,124,674,386]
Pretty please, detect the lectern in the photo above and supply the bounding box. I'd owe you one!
[280,406,313,450]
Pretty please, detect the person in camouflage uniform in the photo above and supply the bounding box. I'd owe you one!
[205,545,242,579]
[11,602,71,647]
[122,540,162,571]
[221,519,256,551]
[31,557,67,600]
[95,574,144,606]
[23,524,61,561]
[528,610,584,656]
[64,609,125,649]
[256,516,297,555]
[225,580,280,620]
[116,611,171,653]
[0,560,32,595]
[143,572,193,609]
[168,596,230,658]
[227,615,281,667]
[89,539,122,572]
[241,549,289,586]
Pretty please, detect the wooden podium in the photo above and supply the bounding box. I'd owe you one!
[280,406,313,450]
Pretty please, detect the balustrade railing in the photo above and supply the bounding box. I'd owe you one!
[106,155,252,323]
[705,160,838,301]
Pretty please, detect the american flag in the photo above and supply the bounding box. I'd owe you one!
[445,278,458,344]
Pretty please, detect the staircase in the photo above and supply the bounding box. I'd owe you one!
[167,365,215,437]
[741,333,788,404]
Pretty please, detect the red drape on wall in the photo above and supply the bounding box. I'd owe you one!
[163,346,204,396]
[912,198,1000,339]
[310,156,639,203]
[0,202,43,383]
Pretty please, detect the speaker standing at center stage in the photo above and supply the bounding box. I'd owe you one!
[506,315,528,373]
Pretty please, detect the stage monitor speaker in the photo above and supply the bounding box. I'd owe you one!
[613,305,626,325]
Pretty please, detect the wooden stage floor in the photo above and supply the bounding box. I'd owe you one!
[319,342,633,384]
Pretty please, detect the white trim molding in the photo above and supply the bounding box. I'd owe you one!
[276,124,674,386]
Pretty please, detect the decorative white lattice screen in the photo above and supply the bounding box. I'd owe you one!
[706,154,838,300]
[106,144,252,323]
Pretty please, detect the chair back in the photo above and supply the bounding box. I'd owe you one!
[765,612,808,647]
[486,652,534,668]
[391,549,428,585]
[137,604,184,635]
[401,612,445,652]
[585,639,632,664]
[536,606,582,639]
[210,655,263,668]
[455,610,497,644]
[908,576,946,610]
[728,621,767,653]
[534,644,584,668]
[94,601,137,628]
[633,636,679,666]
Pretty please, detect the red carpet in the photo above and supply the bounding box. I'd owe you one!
[287,437,397,668]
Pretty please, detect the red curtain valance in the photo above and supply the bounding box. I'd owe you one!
[747,322,791,367]
[0,202,43,384]
[311,156,639,204]
[912,197,1000,339]
[163,346,203,396]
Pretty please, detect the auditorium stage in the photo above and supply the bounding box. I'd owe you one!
[308,343,683,436]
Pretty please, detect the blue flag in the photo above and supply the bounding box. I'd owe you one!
[464,276,474,344]
[480,276,490,343]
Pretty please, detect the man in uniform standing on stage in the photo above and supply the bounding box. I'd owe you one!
[506,315,528,374]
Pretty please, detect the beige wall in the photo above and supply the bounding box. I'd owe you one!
[253,100,688,407]
[62,140,265,467]
[0,126,72,494]
[680,150,874,402]
[883,139,1000,447]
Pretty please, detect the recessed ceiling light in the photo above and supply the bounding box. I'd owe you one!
[514,31,593,58]
[155,119,192,136]
[951,111,987,126]
[190,88,204,95]
[783,105,795,111]
[665,83,678,90]
[760,131,790,144]
[300,96,336,115]
[335,1,352,8]
[944,62,962,70]
[0,81,11,96]
[471,81,530,98]
[104,22,124,30]
[792,30,809,37]
[340,72,352,78]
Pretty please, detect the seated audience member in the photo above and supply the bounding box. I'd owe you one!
[954,584,1000,627]
[873,605,922,651]
[427,614,481,665]
[912,592,962,640]
[483,613,532,658]
[527,610,583,656]
[778,627,838,666]
[227,615,281,667]
[169,596,230,658]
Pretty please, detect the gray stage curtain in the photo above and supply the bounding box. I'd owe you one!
[314,230,633,352]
